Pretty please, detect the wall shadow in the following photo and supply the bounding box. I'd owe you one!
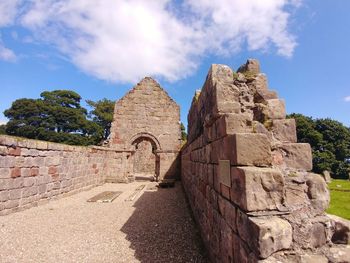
[121,184,209,263]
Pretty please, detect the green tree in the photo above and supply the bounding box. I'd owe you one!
[289,114,350,179]
[0,124,6,135]
[181,122,187,142]
[4,90,103,145]
[86,99,115,140]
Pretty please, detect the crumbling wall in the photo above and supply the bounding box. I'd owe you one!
[109,77,181,180]
[181,60,346,262]
[0,135,129,215]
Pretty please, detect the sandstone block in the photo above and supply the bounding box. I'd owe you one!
[23,177,35,187]
[272,119,297,143]
[0,191,9,202]
[238,59,260,74]
[328,214,350,245]
[8,147,21,156]
[212,134,271,166]
[216,114,251,139]
[306,173,330,214]
[9,188,22,200]
[11,167,21,178]
[218,195,237,232]
[0,168,10,179]
[231,167,284,211]
[277,143,313,171]
[248,217,292,259]
[309,222,327,248]
[328,245,350,263]
[22,186,38,198]
[299,254,328,263]
[266,99,286,119]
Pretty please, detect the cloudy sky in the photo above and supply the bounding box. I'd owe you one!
[0,0,349,127]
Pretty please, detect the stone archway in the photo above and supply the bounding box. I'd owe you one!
[130,133,160,181]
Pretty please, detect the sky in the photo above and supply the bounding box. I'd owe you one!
[0,0,349,128]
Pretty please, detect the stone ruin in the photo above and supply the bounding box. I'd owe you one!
[181,60,349,262]
[0,59,349,262]
[108,77,181,182]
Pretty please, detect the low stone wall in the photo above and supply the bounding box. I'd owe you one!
[0,135,128,215]
[181,60,346,262]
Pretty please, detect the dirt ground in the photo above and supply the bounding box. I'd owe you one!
[0,182,208,263]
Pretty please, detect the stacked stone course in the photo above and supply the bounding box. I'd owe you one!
[181,60,347,262]
[0,135,129,215]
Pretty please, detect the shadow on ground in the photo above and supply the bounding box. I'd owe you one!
[121,184,209,263]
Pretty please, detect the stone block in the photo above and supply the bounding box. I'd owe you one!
[0,191,9,202]
[277,143,313,171]
[218,195,237,232]
[213,134,271,166]
[248,217,292,259]
[272,119,297,143]
[328,214,350,245]
[219,160,231,187]
[0,168,10,179]
[216,114,251,139]
[10,167,21,178]
[22,186,38,198]
[309,222,327,248]
[8,147,21,156]
[231,167,284,211]
[328,245,350,263]
[238,59,260,74]
[299,254,328,263]
[9,188,22,200]
[306,173,330,214]
[23,177,35,187]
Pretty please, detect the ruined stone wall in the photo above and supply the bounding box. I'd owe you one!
[109,77,181,180]
[181,60,339,262]
[0,135,128,215]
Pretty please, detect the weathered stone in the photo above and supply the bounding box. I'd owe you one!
[328,214,350,245]
[215,113,251,139]
[11,167,21,178]
[328,245,350,263]
[230,133,272,167]
[306,173,330,213]
[322,170,332,183]
[231,167,284,211]
[248,217,293,259]
[272,119,297,143]
[266,99,286,120]
[276,143,313,171]
[238,59,261,74]
[299,254,328,263]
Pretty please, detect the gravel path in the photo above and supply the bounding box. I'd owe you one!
[0,182,208,263]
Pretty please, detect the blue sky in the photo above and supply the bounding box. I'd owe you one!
[0,0,349,128]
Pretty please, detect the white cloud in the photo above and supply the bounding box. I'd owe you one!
[1,0,301,82]
[344,96,350,102]
[0,0,21,27]
[0,43,16,61]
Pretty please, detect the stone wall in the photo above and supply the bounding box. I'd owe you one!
[181,60,342,262]
[109,77,181,180]
[0,135,129,215]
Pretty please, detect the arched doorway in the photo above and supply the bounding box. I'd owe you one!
[130,134,160,181]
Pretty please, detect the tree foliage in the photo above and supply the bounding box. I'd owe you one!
[289,113,350,179]
[4,90,103,145]
[0,124,6,135]
[181,122,187,142]
[86,99,115,140]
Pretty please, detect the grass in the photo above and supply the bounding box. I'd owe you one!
[326,179,350,220]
